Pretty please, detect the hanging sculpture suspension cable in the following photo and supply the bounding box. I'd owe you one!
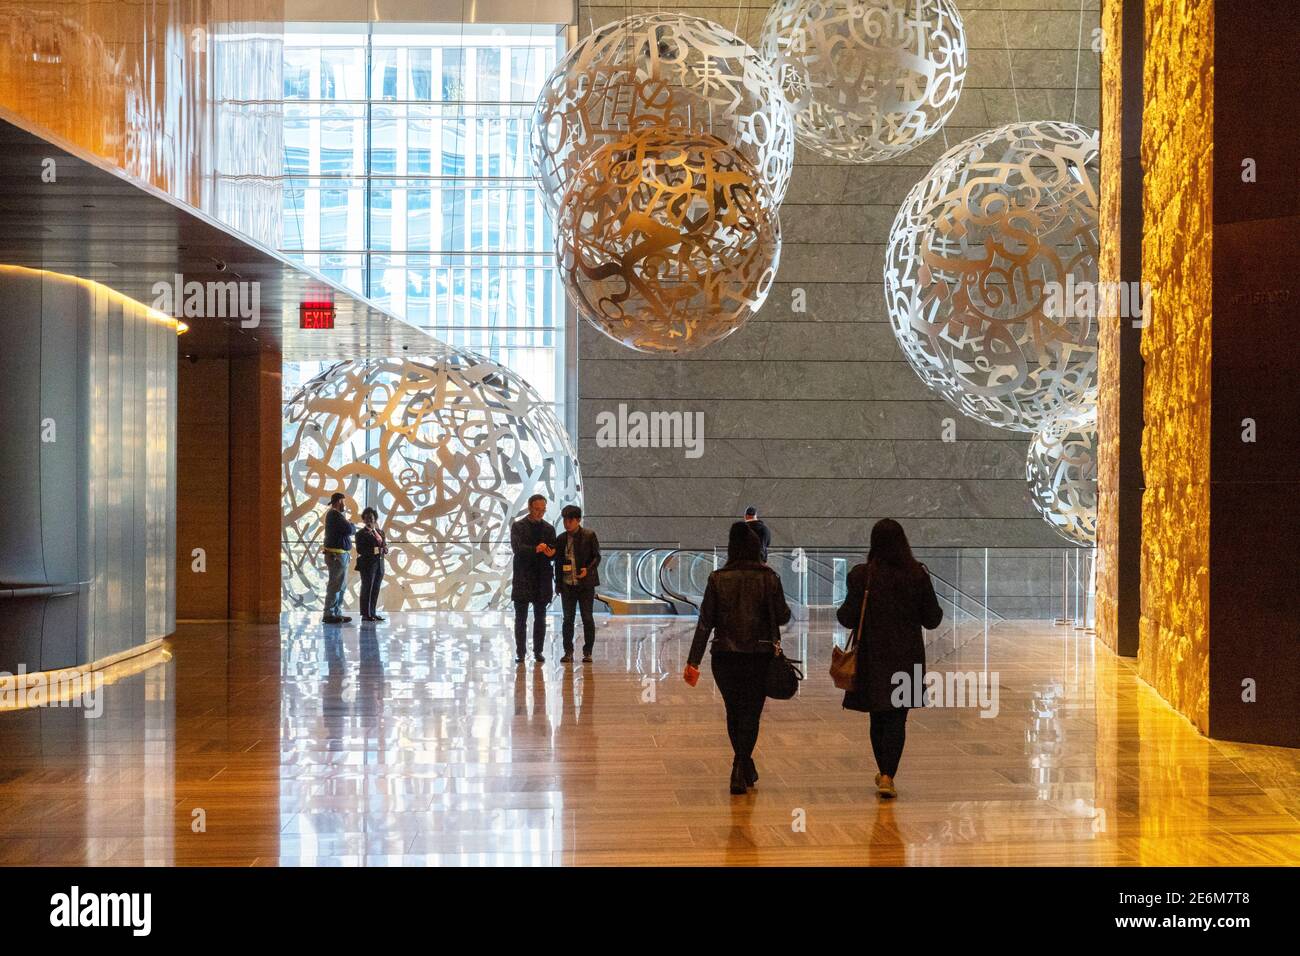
[1071,0,1086,125]
[999,6,1022,124]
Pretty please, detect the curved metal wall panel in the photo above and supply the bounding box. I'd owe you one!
[0,267,177,673]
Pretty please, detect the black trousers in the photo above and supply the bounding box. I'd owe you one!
[358,560,384,618]
[513,599,547,658]
[711,651,771,763]
[559,586,596,655]
[869,708,909,777]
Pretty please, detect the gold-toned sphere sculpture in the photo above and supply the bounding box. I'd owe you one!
[761,0,967,163]
[531,13,795,217]
[884,121,1100,432]
[557,128,782,354]
[1026,407,1097,546]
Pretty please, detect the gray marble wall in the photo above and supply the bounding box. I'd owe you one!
[575,1,1101,560]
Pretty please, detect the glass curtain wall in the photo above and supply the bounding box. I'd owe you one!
[280,22,567,411]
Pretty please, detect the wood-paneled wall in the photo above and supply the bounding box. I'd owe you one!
[177,358,232,619]
[177,351,282,624]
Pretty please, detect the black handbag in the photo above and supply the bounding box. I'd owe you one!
[764,577,803,700]
[765,646,804,700]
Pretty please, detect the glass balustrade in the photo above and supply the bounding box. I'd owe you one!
[281,538,1096,626]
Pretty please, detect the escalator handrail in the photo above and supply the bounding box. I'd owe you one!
[925,571,1005,622]
[766,548,1004,622]
[654,547,1005,623]
[634,547,689,613]
[656,548,704,611]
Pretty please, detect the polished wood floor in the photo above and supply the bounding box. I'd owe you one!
[0,611,1297,866]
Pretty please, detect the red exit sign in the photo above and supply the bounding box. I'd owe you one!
[299,301,336,329]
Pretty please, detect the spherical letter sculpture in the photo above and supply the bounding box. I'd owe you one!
[884,121,1100,432]
[760,0,967,163]
[282,351,582,611]
[1026,407,1097,546]
[557,128,781,353]
[531,13,795,215]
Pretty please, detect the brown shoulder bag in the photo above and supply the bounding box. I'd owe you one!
[830,585,867,691]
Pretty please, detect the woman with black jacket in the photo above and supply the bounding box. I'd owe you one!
[837,518,942,798]
[354,507,389,623]
[684,522,792,794]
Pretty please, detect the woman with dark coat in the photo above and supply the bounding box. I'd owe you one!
[354,507,389,623]
[683,522,792,795]
[837,518,942,798]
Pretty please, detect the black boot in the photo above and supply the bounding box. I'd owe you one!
[729,759,748,795]
[744,757,758,785]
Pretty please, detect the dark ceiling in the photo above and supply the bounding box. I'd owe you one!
[0,109,439,361]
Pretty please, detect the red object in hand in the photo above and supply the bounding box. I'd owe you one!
[683,664,700,687]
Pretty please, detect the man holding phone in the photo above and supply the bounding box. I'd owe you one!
[553,504,601,663]
[509,493,557,663]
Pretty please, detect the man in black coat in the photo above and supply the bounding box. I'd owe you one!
[743,506,771,562]
[510,493,557,663]
[553,504,601,663]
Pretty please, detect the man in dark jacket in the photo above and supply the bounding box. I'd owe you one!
[743,506,771,561]
[510,493,557,663]
[322,492,356,624]
[553,504,601,663]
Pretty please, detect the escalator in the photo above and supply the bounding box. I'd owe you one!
[656,549,709,614]
[643,548,1005,630]
[595,547,685,615]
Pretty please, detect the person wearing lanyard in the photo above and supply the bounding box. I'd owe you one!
[322,492,356,625]
[355,507,388,623]
[554,504,601,663]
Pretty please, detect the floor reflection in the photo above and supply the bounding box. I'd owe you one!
[0,612,1296,865]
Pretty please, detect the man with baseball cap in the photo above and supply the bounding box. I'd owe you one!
[743,506,771,562]
[322,492,356,624]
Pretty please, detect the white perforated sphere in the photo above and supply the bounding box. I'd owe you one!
[282,352,581,611]
[885,121,1100,432]
[1026,407,1097,546]
[531,13,795,215]
[761,0,967,163]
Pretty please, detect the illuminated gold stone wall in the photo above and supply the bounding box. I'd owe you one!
[1137,0,1213,734]
[1095,0,1123,654]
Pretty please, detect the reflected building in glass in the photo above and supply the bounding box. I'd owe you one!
[277,23,567,412]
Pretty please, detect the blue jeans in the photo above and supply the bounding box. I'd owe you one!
[323,552,350,619]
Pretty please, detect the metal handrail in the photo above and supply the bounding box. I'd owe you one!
[635,548,686,613]
[924,569,1006,622]
[0,580,91,600]
[656,549,702,611]
[653,547,1005,623]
